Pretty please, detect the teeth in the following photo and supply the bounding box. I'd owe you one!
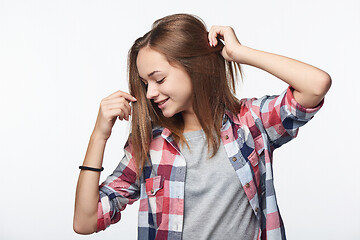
[158,99,168,105]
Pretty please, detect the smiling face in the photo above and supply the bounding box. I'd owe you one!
[136,46,194,118]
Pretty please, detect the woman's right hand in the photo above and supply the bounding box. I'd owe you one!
[93,90,137,141]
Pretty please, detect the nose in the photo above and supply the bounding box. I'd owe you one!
[146,82,160,100]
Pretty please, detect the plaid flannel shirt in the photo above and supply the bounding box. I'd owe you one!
[97,86,323,239]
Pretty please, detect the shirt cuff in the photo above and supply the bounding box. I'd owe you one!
[285,86,324,120]
[96,194,112,232]
[96,201,106,232]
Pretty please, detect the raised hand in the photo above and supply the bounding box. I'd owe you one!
[208,25,243,63]
[93,90,137,141]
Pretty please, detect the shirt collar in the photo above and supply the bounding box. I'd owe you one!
[152,111,241,138]
[224,110,241,126]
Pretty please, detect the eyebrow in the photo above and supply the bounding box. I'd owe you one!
[139,71,161,81]
[147,70,161,77]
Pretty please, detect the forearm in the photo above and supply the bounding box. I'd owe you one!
[232,45,331,107]
[73,132,107,234]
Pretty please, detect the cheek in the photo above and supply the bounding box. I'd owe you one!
[183,81,193,98]
[176,77,192,97]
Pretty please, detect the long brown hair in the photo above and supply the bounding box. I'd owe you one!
[128,13,243,176]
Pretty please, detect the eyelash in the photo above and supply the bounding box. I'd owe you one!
[142,77,165,86]
[156,77,165,84]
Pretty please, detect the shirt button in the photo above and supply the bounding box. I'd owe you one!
[245,183,250,188]
[255,207,259,212]
[232,157,237,162]
[225,135,229,140]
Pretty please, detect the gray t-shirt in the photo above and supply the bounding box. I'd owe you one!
[180,129,258,240]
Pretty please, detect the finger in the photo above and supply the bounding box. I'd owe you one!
[107,102,130,115]
[120,92,137,102]
[103,97,132,111]
[208,26,214,46]
[108,103,130,119]
[105,90,137,102]
[209,25,226,47]
[108,108,124,121]
[119,108,131,121]
[208,26,219,47]
[101,107,122,121]
[108,108,127,121]
[117,109,126,121]
[102,96,126,105]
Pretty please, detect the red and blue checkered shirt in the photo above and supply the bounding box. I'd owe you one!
[97,86,323,239]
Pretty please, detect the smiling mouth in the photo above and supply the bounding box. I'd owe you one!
[158,98,169,105]
[156,97,170,108]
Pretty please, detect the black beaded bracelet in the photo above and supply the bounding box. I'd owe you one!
[79,166,104,172]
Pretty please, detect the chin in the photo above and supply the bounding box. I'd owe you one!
[162,111,175,118]
[161,108,179,118]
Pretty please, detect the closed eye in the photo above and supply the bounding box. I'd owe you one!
[156,77,165,84]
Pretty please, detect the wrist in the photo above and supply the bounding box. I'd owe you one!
[230,44,251,64]
[91,129,109,142]
[82,133,107,169]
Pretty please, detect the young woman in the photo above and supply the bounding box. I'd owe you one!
[73,13,331,240]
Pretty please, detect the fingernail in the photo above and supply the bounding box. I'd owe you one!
[133,97,137,101]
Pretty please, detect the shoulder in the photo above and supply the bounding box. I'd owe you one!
[225,95,267,126]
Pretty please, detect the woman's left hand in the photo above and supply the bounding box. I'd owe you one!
[208,25,243,62]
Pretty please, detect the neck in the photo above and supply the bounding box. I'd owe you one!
[182,110,202,133]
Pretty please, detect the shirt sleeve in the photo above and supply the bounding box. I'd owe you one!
[96,138,140,232]
[246,86,324,149]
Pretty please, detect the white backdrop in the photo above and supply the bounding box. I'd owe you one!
[0,0,359,239]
